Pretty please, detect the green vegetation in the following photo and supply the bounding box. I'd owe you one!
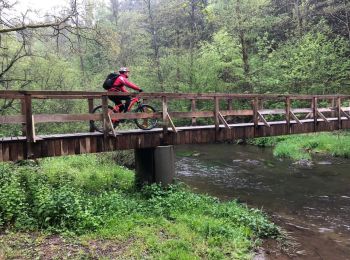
[0,154,280,259]
[1,1,350,136]
[249,131,350,161]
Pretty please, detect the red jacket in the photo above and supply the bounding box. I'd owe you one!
[110,74,141,93]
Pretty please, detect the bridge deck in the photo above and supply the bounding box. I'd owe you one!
[1,117,349,142]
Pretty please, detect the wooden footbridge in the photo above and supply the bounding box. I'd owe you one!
[1,91,350,162]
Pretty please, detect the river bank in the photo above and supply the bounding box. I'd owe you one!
[247,131,350,161]
[0,154,280,259]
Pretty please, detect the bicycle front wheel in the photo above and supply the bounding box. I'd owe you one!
[92,105,119,132]
[134,105,158,130]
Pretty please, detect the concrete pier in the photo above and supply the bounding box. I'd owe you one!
[135,145,175,187]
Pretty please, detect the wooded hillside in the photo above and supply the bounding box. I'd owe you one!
[1,0,349,100]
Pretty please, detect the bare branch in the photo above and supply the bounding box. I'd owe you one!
[0,14,75,34]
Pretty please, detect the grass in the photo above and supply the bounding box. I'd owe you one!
[0,154,280,259]
[249,131,350,161]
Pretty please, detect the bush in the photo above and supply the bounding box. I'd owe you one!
[0,165,28,227]
[0,154,280,259]
[0,155,134,232]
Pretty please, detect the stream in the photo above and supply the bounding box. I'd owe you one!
[175,144,350,259]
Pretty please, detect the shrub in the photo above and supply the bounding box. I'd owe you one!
[0,165,28,227]
[0,154,280,259]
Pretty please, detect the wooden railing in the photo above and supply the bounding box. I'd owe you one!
[1,91,350,142]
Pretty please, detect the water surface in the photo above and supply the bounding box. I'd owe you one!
[175,144,350,259]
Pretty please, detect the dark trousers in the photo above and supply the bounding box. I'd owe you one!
[109,96,131,112]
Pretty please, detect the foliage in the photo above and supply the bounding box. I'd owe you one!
[0,154,280,258]
[252,32,350,94]
[1,0,350,135]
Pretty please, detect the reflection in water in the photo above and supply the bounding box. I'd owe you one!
[175,144,350,257]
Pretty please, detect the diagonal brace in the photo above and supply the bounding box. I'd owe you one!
[257,112,270,127]
[317,110,329,123]
[289,111,302,125]
[218,112,230,129]
[166,112,177,133]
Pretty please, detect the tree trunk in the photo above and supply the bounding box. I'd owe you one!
[344,0,350,44]
[145,0,164,91]
[236,0,251,92]
[110,0,119,27]
[294,0,303,36]
[189,0,196,89]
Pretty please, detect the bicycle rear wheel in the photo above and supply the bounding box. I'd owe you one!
[134,104,158,130]
[92,105,119,132]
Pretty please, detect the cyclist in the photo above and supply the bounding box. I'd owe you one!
[108,67,143,113]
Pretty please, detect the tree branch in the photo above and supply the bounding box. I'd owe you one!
[0,14,74,34]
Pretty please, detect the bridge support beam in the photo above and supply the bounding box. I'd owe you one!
[134,145,175,188]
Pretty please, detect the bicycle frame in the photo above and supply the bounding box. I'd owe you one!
[112,96,142,113]
[92,95,157,131]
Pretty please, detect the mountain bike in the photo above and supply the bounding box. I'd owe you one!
[91,96,158,132]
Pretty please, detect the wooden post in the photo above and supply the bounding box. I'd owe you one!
[214,96,220,131]
[21,98,27,136]
[227,98,233,122]
[285,96,291,133]
[312,97,317,132]
[88,98,94,132]
[162,96,168,134]
[102,95,109,143]
[227,98,233,110]
[227,98,233,111]
[24,94,34,142]
[24,94,35,159]
[253,97,258,136]
[337,97,342,130]
[331,98,336,118]
[191,99,196,126]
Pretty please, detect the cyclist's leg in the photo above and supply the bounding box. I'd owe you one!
[109,96,124,112]
[119,96,131,113]
[124,97,131,112]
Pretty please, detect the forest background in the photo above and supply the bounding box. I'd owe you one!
[1,0,350,134]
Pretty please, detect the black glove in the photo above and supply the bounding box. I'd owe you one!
[139,89,143,92]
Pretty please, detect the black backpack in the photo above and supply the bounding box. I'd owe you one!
[102,73,119,90]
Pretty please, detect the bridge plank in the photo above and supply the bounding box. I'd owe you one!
[54,140,61,156]
[67,140,75,155]
[0,115,26,124]
[2,143,9,161]
[48,140,55,156]
[79,138,87,154]
[34,114,101,123]
[259,109,286,115]
[0,143,2,161]
[41,141,48,157]
[85,138,91,154]
[291,108,313,113]
[61,140,69,155]
[90,137,96,153]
